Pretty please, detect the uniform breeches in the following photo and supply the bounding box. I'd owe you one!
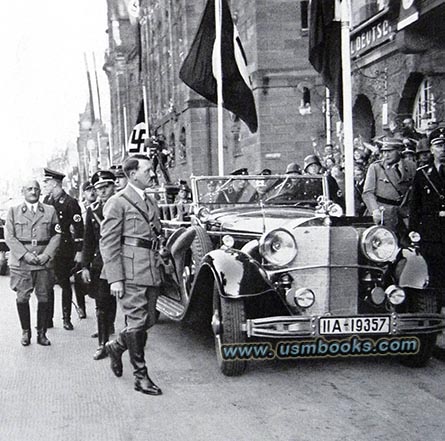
[93,278,116,322]
[118,284,159,333]
[10,268,54,303]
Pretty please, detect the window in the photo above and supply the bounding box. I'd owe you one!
[413,78,436,132]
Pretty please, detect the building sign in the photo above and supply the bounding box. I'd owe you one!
[350,19,393,58]
[397,0,419,31]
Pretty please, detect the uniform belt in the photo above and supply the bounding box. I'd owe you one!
[376,196,401,206]
[20,239,50,246]
[122,237,160,250]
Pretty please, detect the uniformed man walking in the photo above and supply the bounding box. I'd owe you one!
[42,168,84,330]
[362,137,416,232]
[100,154,163,396]
[410,128,445,303]
[5,180,61,346]
[81,170,117,360]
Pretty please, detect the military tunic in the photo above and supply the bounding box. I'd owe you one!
[409,164,445,304]
[362,158,416,231]
[5,202,61,302]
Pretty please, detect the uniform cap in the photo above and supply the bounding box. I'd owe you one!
[416,138,431,154]
[285,162,302,174]
[82,180,94,192]
[379,137,404,151]
[230,167,249,176]
[303,155,321,172]
[259,168,272,175]
[43,168,65,181]
[110,164,125,178]
[401,147,416,156]
[429,127,445,146]
[91,170,116,188]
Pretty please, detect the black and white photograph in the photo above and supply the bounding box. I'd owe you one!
[1,1,445,440]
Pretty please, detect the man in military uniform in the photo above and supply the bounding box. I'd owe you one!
[200,180,219,204]
[362,137,416,233]
[409,127,445,359]
[216,168,252,203]
[5,180,61,346]
[81,170,117,360]
[100,154,163,396]
[416,138,433,168]
[42,168,84,330]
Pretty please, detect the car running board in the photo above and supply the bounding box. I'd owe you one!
[156,295,185,320]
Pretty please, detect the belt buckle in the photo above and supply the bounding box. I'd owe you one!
[31,239,37,247]
[439,211,445,217]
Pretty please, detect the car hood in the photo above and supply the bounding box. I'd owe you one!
[210,207,323,234]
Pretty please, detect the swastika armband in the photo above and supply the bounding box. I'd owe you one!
[73,214,82,223]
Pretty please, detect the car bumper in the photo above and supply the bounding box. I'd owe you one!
[244,313,445,339]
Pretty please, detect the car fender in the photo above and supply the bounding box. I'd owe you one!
[397,248,429,289]
[192,248,275,299]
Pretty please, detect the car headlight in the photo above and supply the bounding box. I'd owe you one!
[259,228,297,266]
[361,226,399,263]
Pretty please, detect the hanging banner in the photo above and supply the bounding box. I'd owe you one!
[127,122,148,155]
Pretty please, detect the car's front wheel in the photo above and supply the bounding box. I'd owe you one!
[399,289,439,367]
[212,284,247,376]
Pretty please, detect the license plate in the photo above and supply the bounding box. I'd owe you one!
[319,316,390,335]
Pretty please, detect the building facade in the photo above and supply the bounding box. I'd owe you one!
[104,0,328,179]
[350,0,445,140]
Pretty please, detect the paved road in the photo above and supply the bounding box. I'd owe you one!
[1,274,445,441]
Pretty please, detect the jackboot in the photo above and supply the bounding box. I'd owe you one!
[108,296,117,335]
[47,288,54,328]
[105,332,126,377]
[17,302,31,346]
[36,303,51,346]
[126,331,162,396]
[93,311,109,360]
[74,275,86,319]
[62,290,74,330]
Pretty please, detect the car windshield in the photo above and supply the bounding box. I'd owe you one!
[193,175,324,209]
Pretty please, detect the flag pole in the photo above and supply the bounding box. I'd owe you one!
[214,0,224,175]
[123,105,129,160]
[142,83,150,137]
[92,52,103,123]
[325,87,331,145]
[340,0,355,216]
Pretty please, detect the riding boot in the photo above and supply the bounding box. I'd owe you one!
[74,274,86,318]
[108,296,117,335]
[36,302,51,346]
[93,310,109,360]
[46,288,54,328]
[105,332,127,377]
[126,331,162,396]
[17,302,31,346]
[62,287,74,330]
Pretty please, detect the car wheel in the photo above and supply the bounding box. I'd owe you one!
[181,226,213,304]
[212,284,247,376]
[399,289,439,368]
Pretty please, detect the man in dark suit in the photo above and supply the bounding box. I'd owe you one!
[100,154,163,396]
[81,170,117,360]
[5,180,61,346]
[42,168,84,330]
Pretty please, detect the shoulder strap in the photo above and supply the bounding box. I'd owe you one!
[120,193,153,227]
[421,168,445,200]
[379,163,403,198]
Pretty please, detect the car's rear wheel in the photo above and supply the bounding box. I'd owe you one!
[212,284,247,376]
[399,289,439,367]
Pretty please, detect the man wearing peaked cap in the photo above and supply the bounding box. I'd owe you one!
[42,167,85,329]
[81,169,117,360]
[416,137,432,167]
[110,164,128,192]
[429,127,445,145]
[363,137,416,232]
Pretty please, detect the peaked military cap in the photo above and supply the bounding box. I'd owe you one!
[43,167,65,181]
[230,167,249,176]
[91,170,116,188]
[82,180,94,192]
[429,127,445,145]
[416,138,430,154]
[110,164,125,178]
[379,137,404,151]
